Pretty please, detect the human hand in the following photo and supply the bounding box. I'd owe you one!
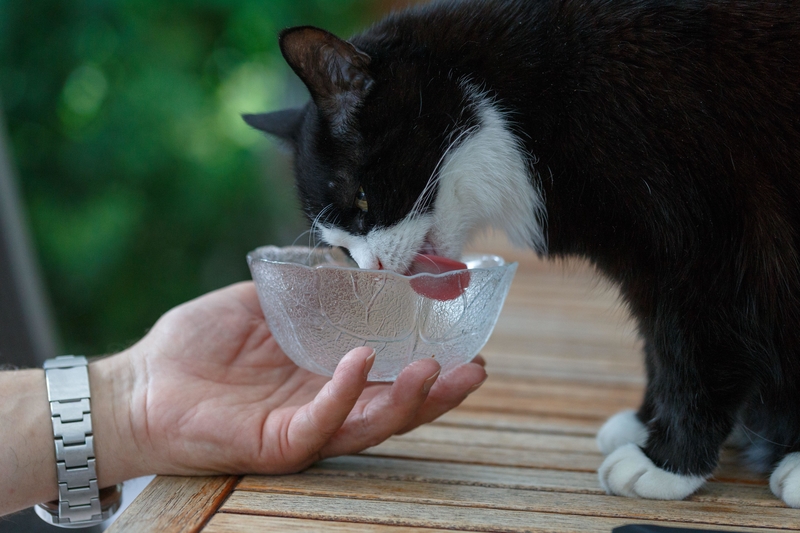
[92,282,487,485]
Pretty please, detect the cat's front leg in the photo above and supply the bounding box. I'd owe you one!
[597,391,707,499]
[598,329,744,500]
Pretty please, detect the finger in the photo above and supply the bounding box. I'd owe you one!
[396,361,487,434]
[471,354,487,367]
[284,347,375,465]
[319,358,442,458]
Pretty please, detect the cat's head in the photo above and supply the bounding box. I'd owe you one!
[244,26,545,272]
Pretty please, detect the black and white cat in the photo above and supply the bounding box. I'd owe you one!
[244,0,800,506]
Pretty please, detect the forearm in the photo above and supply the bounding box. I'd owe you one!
[0,355,141,517]
[0,369,58,515]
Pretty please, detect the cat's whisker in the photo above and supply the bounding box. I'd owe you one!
[310,204,334,241]
[306,203,335,263]
[742,425,792,448]
[416,254,438,268]
[292,229,312,247]
[307,238,325,263]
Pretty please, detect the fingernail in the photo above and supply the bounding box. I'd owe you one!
[363,349,376,378]
[422,369,440,394]
[466,376,488,395]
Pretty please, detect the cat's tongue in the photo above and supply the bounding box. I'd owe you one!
[406,254,470,301]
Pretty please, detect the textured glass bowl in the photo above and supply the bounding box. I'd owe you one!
[247,246,517,381]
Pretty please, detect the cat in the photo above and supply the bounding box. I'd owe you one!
[243,0,800,506]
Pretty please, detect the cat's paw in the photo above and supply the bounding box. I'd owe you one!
[598,443,707,499]
[770,452,800,508]
[597,409,648,455]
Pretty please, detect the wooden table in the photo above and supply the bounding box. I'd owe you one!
[107,237,800,533]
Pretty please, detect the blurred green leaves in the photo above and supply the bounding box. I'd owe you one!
[0,0,392,355]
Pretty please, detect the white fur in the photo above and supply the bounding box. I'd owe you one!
[770,452,800,508]
[597,409,649,455]
[428,87,547,260]
[320,216,432,271]
[599,443,707,499]
[320,87,546,270]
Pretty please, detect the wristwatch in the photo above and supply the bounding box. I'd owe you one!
[35,356,122,528]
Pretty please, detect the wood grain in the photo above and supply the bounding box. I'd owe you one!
[220,492,791,533]
[203,514,472,533]
[289,456,779,507]
[234,474,794,528]
[435,408,603,435]
[106,476,237,533]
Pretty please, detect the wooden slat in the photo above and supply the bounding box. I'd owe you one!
[480,350,645,384]
[203,514,470,533]
[458,380,643,419]
[234,475,797,529]
[106,476,238,533]
[220,492,789,533]
[300,456,777,507]
[435,409,603,435]
[362,438,601,471]
[361,432,766,483]
[392,424,601,454]
[305,456,601,493]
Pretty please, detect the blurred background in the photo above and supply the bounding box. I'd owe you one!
[0,0,414,358]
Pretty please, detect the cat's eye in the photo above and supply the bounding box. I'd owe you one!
[355,186,368,212]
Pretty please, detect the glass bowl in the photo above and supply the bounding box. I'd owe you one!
[247,245,517,381]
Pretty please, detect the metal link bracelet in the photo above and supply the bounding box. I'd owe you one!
[35,356,122,528]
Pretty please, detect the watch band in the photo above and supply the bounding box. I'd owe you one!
[35,355,122,528]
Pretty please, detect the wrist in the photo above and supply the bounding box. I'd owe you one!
[89,352,145,487]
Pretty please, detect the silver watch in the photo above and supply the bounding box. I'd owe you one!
[35,356,122,528]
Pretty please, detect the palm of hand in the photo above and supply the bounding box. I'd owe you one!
[126,283,485,477]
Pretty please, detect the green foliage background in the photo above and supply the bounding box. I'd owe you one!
[0,0,399,355]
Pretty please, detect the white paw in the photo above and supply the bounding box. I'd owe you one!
[598,443,707,499]
[771,452,800,508]
[597,409,648,455]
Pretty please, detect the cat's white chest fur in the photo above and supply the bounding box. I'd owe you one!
[321,87,547,271]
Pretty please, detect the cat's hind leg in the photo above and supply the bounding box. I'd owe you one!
[770,452,800,507]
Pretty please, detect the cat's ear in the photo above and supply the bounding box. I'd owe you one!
[279,26,372,130]
[242,108,305,144]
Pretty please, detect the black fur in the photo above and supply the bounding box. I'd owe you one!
[247,0,800,482]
